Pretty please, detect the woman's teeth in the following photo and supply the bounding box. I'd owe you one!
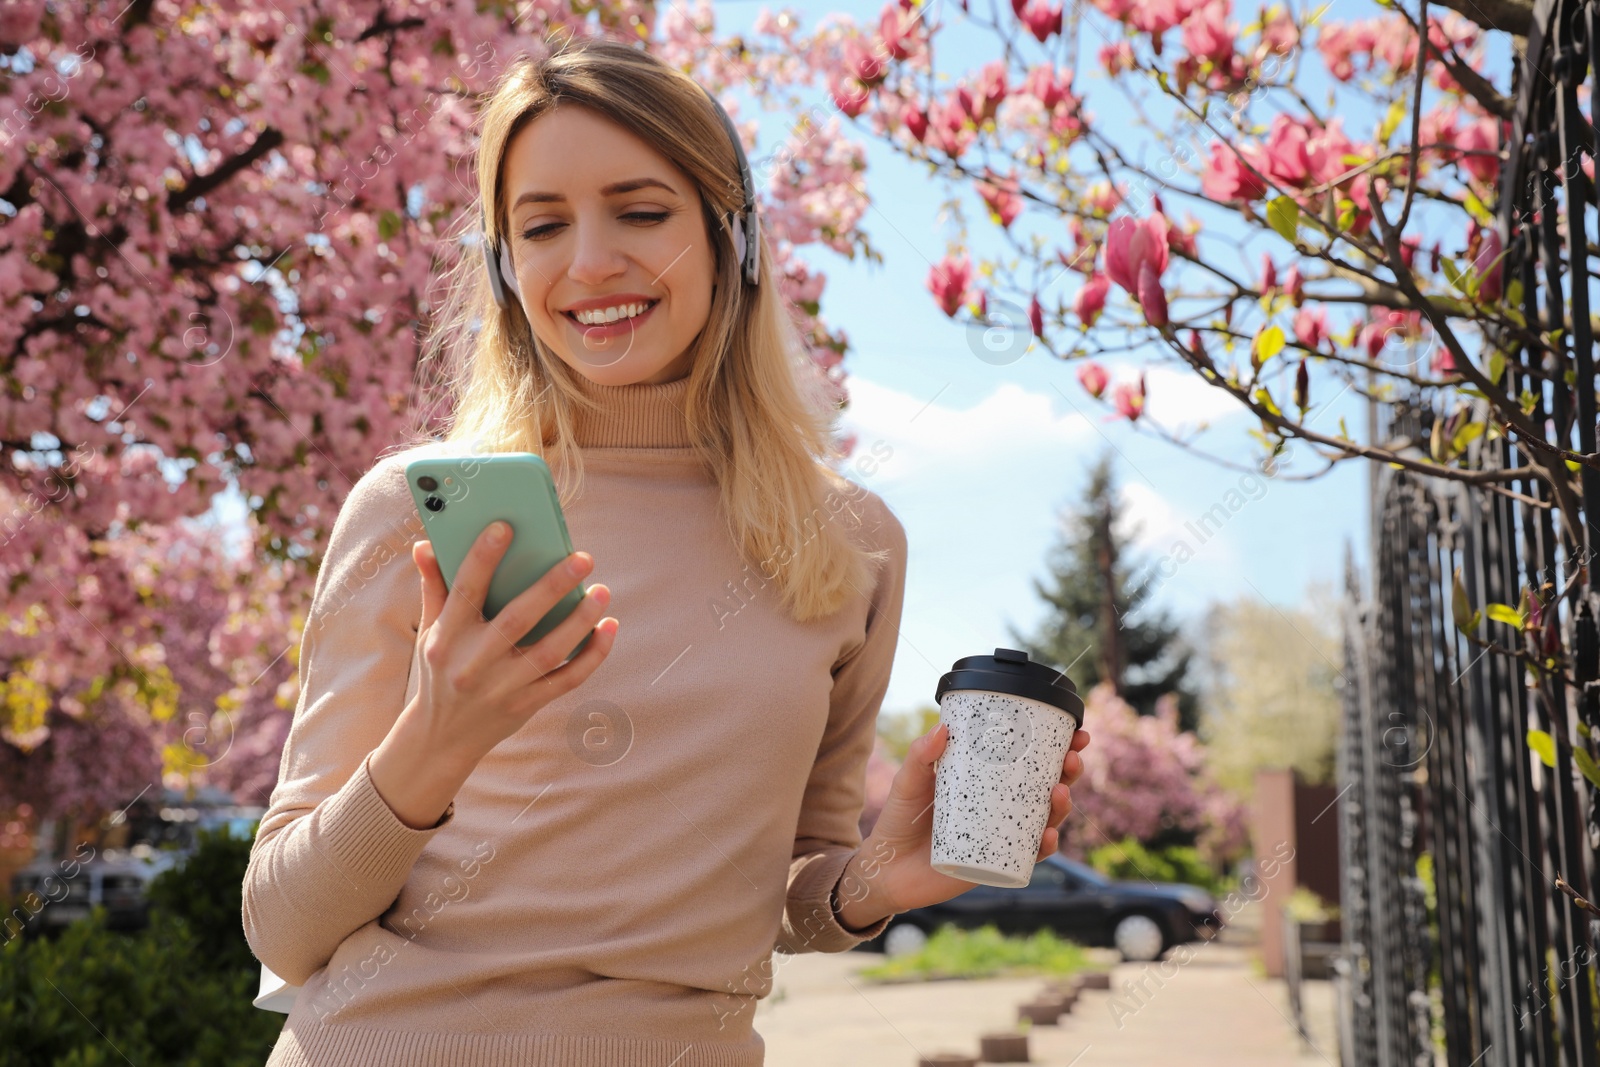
[572,301,654,325]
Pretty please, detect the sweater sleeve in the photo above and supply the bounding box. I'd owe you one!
[775,492,908,955]
[241,454,457,987]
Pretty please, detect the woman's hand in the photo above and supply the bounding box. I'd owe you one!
[839,722,1092,925]
[369,521,620,828]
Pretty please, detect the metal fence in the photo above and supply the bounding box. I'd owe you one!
[1335,0,1600,1063]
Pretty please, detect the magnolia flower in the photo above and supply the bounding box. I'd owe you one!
[1112,374,1146,421]
[1105,216,1171,326]
[1473,226,1505,303]
[1201,141,1268,202]
[978,170,1024,228]
[1259,253,1277,295]
[927,254,973,317]
[1074,274,1110,326]
[1077,360,1110,398]
[1294,306,1330,351]
[1020,0,1064,42]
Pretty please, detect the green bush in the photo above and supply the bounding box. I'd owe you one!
[1086,836,1231,896]
[0,823,283,1066]
[857,923,1096,983]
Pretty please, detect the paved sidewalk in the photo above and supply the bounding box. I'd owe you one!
[757,902,1339,1067]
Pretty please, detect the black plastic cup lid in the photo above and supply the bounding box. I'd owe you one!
[934,647,1085,727]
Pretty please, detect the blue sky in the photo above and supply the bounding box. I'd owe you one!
[711,0,1372,711]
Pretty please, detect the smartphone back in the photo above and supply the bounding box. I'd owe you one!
[404,452,590,654]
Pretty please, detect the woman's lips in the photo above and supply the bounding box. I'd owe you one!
[563,300,659,339]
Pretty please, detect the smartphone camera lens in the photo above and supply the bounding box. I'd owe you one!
[424,495,445,513]
[417,475,439,491]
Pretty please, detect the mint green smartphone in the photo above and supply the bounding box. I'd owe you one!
[405,452,592,659]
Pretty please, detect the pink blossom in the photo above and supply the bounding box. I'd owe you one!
[1182,0,1234,63]
[1294,306,1330,350]
[1022,63,1075,110]
[1457,115,1501,185]
[978,170,1024,228]
[1057,684,1246,864]
[1104,215,1171,293]
[929,94,975,157]
[1258,5,1300,56]
[1316,20,1381,81]
[904,107,929,143]
[1283,264,1304,304]
[878,4,922,60]
[1077,359,1110,397]
[1202,141,1268,202]
[927,254,973,317]
[1084,181,1123,215]
[1090,0,1137,20]
[829,75,870,118]
[1259,253,1277,294]
[1099,40,1136,74]
[1304,117,1358,186]
[1473,226,1504,302]
[972,59,1009,123]
[1020,0,1064,42]
[1105,216,1171,325]
[1258,114,1313,185]
[1075,273,1110,326]
[1112,374,1147,420]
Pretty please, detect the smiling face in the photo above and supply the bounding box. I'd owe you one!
[500,105,719,387]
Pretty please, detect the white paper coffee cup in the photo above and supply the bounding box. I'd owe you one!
[930,648,1085,889]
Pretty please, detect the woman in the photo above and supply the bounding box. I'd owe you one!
[242,32,1090,1067]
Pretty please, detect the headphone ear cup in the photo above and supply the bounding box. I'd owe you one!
[498,239,522,306]
[746,210,760,286]
[730,214,747,279]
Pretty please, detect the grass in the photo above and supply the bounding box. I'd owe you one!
[855,924,1101,984]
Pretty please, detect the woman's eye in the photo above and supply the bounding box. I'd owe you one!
[520,211,671,242]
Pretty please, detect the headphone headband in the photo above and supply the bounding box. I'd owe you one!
[484,84,760,312]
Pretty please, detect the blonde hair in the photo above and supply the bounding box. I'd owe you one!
[402,31,887,623]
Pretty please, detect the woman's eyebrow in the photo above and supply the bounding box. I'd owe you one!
[513,177,678,209]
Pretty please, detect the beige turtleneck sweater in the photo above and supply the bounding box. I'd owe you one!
[241,372,908,1066]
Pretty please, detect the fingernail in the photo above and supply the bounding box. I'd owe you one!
[489,521,508,544]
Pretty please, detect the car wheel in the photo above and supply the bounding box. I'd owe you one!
[882,921,929,959]
[1113,913,1166,962]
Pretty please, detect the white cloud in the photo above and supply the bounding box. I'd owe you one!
[1118,480,1192,555]
[838,377,1094,485]
[1141,364,1250,431]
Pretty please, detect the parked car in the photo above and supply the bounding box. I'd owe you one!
[6,789,262,939]
[855,854,1224,962]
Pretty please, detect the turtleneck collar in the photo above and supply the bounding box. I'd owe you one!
[566,371,695,449]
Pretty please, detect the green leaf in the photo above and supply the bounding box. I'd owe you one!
[1451,567,1475,632]
[1441,256,1466,292]
[1451,420,1485,456]
[1463,190,1495,226]
[1378,99,1406,144]
[1486,602,1524,627]
[1254,324,1286,364]
[1527,729,1557,768]
[1574,748,1600,790]
[1579,721,1592,740]
[1337,200,1357,231]
[1267,197,1301,243]
[1487,348,1506,386]
[378,210,404,242]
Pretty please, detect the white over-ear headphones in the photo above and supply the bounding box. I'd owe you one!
[484,85,760,313]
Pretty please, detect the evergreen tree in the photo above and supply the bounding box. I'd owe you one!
[1008,451,1201,731]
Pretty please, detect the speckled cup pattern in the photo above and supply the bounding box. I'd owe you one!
[930,689,1078,889]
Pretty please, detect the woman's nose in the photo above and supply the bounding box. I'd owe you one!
[567,219,626,284]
